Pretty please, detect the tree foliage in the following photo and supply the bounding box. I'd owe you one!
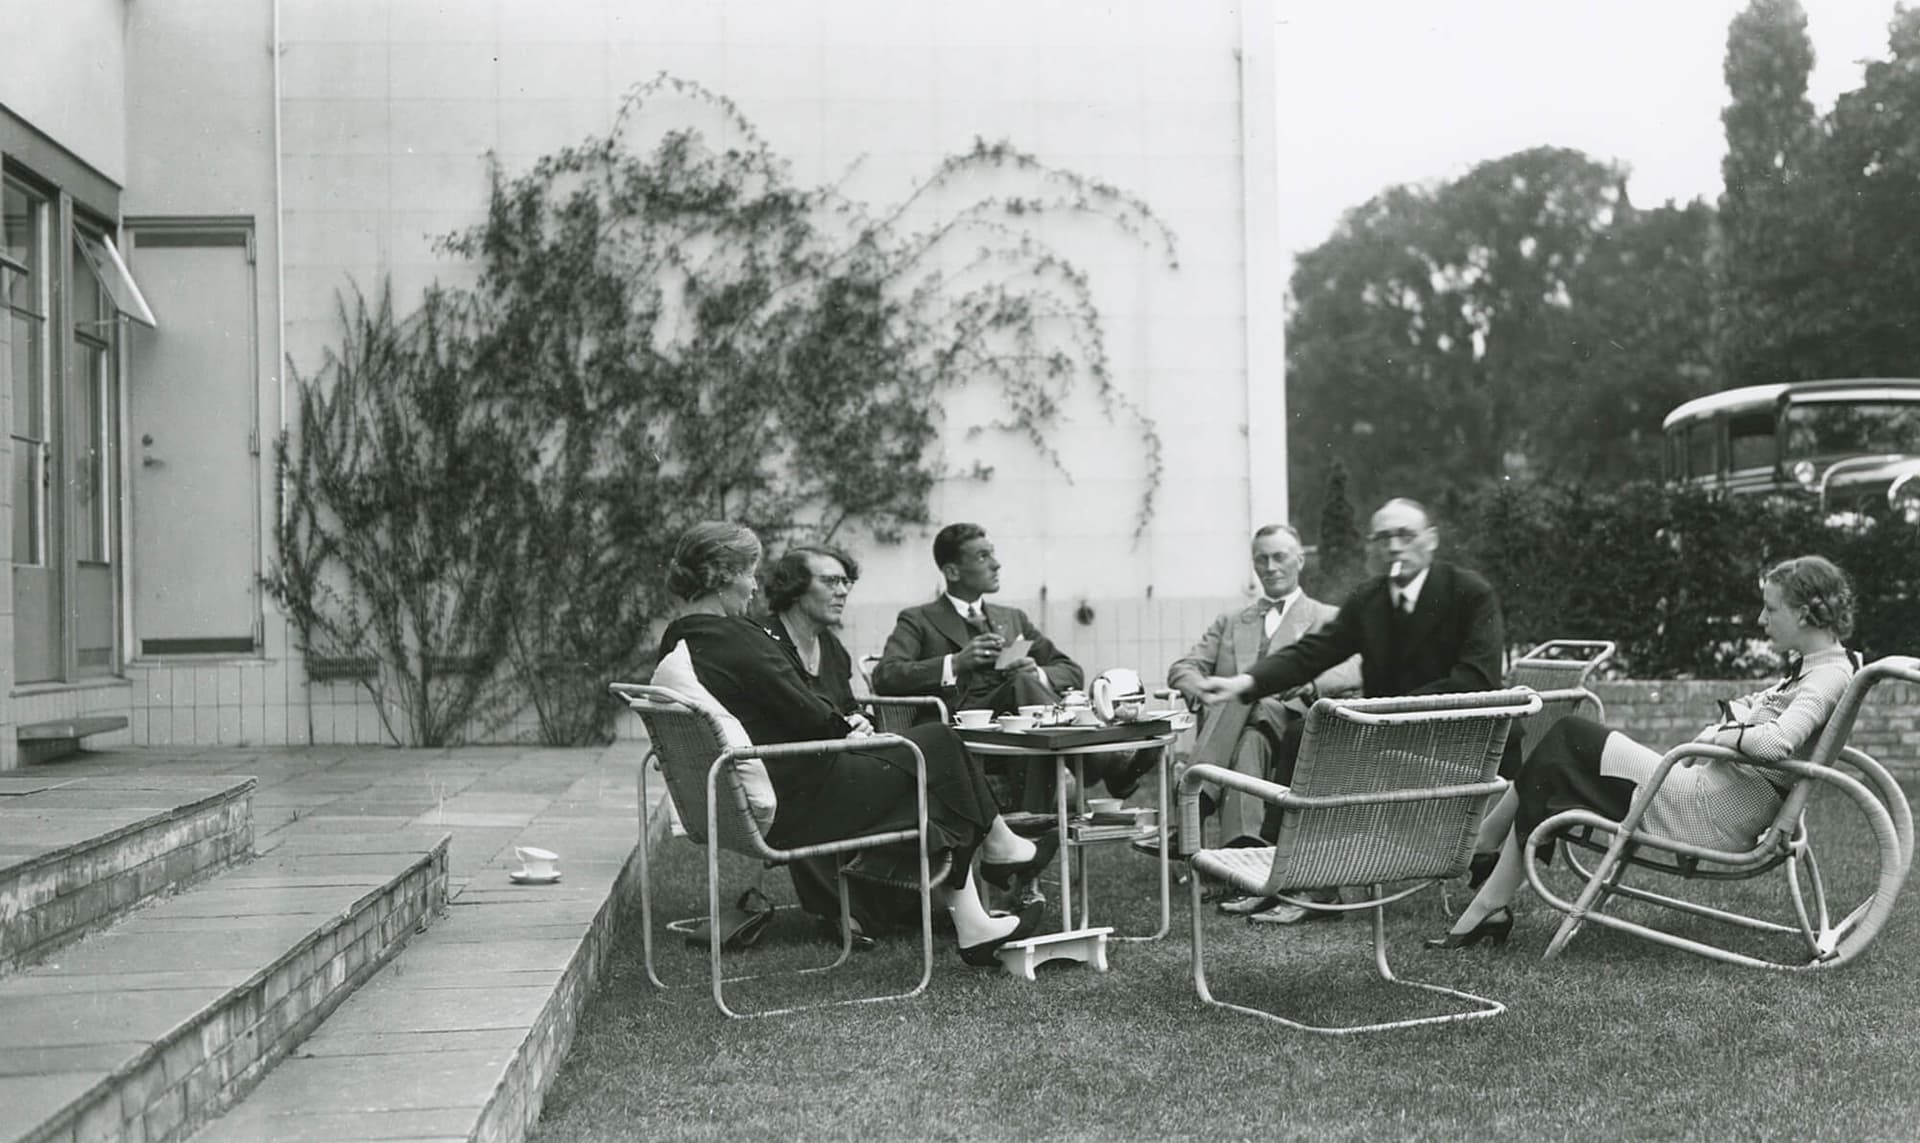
[273,75,1174,745]
[1797,6,1920,376]
[1286,147,1716,523]
[1714,0,1826,388]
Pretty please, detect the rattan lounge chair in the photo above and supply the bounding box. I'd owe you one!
[1179,688,1540,1034]
[1525,655,1917,969]
[610,682,935,1018]
[1507,638,1615,750]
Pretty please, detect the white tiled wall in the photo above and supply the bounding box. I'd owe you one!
[4,0,1278,756]
[272,0,1275,607]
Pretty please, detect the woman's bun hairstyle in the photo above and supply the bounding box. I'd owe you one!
[1764,555,1855,640]
[667,522,761,601]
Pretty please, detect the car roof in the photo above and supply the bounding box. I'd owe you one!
[1663,378,1920,431]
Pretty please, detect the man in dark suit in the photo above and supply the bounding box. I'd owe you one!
[873,523,1082,715]
[875,523,1155,802]
[1193,498,1515,921]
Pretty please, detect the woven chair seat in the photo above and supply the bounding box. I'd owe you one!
[1178,688,1536,1034]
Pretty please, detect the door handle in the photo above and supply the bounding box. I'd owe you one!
[142,454,164,467]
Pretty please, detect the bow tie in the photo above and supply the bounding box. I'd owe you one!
[1257,596,1287,614]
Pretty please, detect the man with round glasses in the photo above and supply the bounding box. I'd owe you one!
[1191,498,1518,919]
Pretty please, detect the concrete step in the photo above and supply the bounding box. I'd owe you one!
[0,830,449,1143]
[185,773,652,1143]
[0,774,255,974]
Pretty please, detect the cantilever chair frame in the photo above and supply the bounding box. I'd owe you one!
[610,682,935,1018]
[1180,689,1540,1035]
[1524,655,1918,970]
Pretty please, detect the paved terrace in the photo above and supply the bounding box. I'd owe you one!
[0,740,655,1142]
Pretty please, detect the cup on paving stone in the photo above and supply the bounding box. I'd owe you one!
[514,846,560,879]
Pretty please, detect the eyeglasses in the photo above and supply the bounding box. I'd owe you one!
[1367,528,1426,546]
[815,574,853,590]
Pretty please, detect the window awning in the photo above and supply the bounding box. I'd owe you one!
[75,230,156,329]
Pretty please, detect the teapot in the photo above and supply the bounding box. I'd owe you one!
[1090,667,1148,723]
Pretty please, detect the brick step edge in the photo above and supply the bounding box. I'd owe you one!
[472,828,652,1143]
[1,780,256,974]
[18,834,452,1143]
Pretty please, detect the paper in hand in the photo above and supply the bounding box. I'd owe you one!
[993,637,1033,670]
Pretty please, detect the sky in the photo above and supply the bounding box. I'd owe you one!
[1274,0,1901,262]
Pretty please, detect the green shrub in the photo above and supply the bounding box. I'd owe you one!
[1451,480,1918,676]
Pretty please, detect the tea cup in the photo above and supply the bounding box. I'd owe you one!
[996,713,1036,732]
[514,845,560,880]
[955,709,995,729]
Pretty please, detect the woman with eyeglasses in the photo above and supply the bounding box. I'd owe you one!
[763,543,921,942]
[763,544,865,719]
[656,522,1055,964]
[1427,555,1859,949]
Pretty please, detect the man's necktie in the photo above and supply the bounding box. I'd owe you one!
[1396,592,1415,617]
[1260,596,1283,638]
[965,603,989,636]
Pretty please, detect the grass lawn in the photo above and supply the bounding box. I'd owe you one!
[532,779,1920,1142]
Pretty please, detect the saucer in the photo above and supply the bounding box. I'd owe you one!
[509,869,562,884]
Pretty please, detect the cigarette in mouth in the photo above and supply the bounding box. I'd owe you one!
[1390,560,1403,581]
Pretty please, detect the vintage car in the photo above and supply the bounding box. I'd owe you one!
[1662,378,1920,523]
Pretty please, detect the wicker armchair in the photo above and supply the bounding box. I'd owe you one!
[609,682,934,1018]
[1525,655,1916,969]
[1180,689,1539,1034]
[1507,638,1615,753]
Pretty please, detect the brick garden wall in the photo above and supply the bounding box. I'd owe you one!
[1593,679,1920,775]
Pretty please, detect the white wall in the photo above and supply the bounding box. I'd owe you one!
[274,0,1273,593]
[0,0,129,185]
[106,0,1286,748]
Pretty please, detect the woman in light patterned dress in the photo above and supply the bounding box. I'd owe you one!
[1427,555,1858,949]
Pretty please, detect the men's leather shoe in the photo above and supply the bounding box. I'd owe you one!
[1101,749,1162,800]
[1131,830,1184,860]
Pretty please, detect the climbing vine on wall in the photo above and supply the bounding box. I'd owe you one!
[274,73,1177,745]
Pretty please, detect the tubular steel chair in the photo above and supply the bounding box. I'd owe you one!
[862,694,948,736]
[1524,655,1917,969]
[1507,638,1615,749]
[1180,688,1540,1034]
[610,682,935,1018]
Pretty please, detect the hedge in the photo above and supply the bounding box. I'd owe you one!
[1310,481,1920,679]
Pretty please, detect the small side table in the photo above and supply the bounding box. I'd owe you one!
[959,723,1178,975]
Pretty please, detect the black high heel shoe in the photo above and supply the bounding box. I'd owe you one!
[1423,907,1513,950]
[1467,851,1499,890]
[979,830,1060,889]
[959,900,1045,966]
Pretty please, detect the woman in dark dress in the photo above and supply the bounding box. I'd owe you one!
[762,543,919,938]
[657,522,1053,963]
[1427,555,1859,949]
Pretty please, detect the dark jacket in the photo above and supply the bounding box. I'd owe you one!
[1245,561,1505,700]
[872,596,1083,714]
